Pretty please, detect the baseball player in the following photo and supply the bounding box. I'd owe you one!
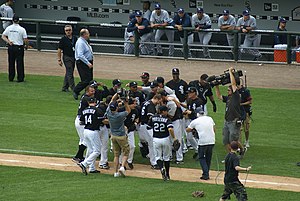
[0,0,14,30]
[142,1,152,21]
[73,85,95,163]
[140,72,151,87]
[78,97,106,175]
[124,13,136,55]
[139,94,162,169]
[218,9,236,47]
[150,3,174,56]
[155,76,176,97]
[108,79,123,96]
[128,81,145,106]
[236,10,262,60]
[148,105,176,181]
[192,8,212,58]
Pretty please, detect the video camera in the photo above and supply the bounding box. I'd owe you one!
[206,69,243,87]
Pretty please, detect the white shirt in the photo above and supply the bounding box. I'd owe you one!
[188,115,215,146]
[150,9,171,24]
[3,23,27,45]
[143,9,152,21]
[0,3,14,29]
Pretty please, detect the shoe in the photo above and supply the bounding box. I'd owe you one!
[17,80,24,83]
[175,160,184,165]
[99,163,110,169]
[157,52,163,56]
[78,163,87,175]
[192,153,198,159]
[221,160,225,164]
[297,162,300,166]
[166,175,170,181]
[200,176,210,180]
[73,92,79,100]
[239,147,247,159]
[114,172,120,177]
[118,166,126,177]
[182,148,188,154]
[151,164,160,170]
[72,157,81,164]
[160,168,167,181]
[62,88,70,92]
[187,145,194,150]
[89,170,100,173]
[128,163,134,170]
[244,141,250,148]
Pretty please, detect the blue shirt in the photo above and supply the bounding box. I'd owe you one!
[106,106,128,136]
[75,37,93,65]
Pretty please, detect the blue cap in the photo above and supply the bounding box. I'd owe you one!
[197,8,204,13]
[178,8,184,13]
[155,3,161,10]
[280,17,287,23]
[109,102,118,111]
[195,106,205,114]
[223,9,229,15]
[135,11,142,17]
[242,10,250,16]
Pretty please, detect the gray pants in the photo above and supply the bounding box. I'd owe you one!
[62,55,75,91]
[241,34,262,57]
[197,32,212,58]
[180,34,194,57]
[154,29,174,56]
[140,32,154,55]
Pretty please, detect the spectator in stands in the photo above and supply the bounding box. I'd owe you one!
[124,13,136,55]
[191,8,212,59]
[274,17,287,46]
[236,10,262,61]
[150,3,174,57]
[172,8,193,58]
[142,1,152,21]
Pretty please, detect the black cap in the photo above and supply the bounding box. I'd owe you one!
[155,3,161,10]
[135,11,142,17]
[280,17,287,23]
[140,72,149,78]
[112,79,122,86]
[109,102,118,111]
[150,81,158,88]
[177,8,184,13]
[155,76,164,84]
[187,87,197,93]
[87,97,96,103]
[223,9,230,15]
[159,105,169,112]
[172,68,180,74]
[89,80,98,88]
[12,15,19,22]
[197,8,204,13]
[200,74,208,80]
[242,10,250,16]
[128,97,135,105]
[129,81,138,87]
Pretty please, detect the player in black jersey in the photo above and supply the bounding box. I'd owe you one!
[108,79,124,96]
[73,86,95,164]
[166,68,188,103]
[89,80,109,102]
[139,94,162,169]
[140,72,151,87]
[148,105,176,181]
[189,74,217,114]
[77,97,106,175]
[128,81,145,106]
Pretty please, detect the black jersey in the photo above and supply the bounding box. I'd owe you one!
[140,100,157,124]
[124,108,139,132]
[148,114,173,138]
[223,90,241,121]
[94,86,109,102]
[128,90,145,106]
[187,97,204,120]
[224,152,240,184]
[189,80,213,105]
[77,94,91,116]
[79,106,105,131]
[166,79,188,102]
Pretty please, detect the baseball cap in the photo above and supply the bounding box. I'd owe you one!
[200,73,208,80]
[155,76,164,84]
[242,10,250,16]
[87,97,96,103]
[129,13,136,20]
[155,3,161,10]
[112,79,122,86]
[172,68,180,74]
[195,106,205,115]
[197,8,204,13]
[129,81,138,87]
[135,11,142,17]
[12,15,19,22]
[280,17,287,23]
[159,105,169,112]
[89,80,98,88]
[140,72,149,78]
[150,81,158,88]
[109,102,118,111]
[223,9,229,15]
[187,86,197,93]
[178,8,184,13]
[128,97,136,105]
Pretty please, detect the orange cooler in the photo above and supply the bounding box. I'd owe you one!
[274,44,287,62]
[296,52,300,63]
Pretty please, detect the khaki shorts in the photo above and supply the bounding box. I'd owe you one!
[242,113,251,133]
[111,135,130,157]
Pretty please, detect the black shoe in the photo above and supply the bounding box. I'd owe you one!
[297,162,300,166]
[128,163,134,170]
[200,176,209,180]
[78,163,87,175]
[89,170,100,173]
[72,157,81,164]
[166,175,170,181]
[160,168,167,181]
[17,80,24,83]
[73,92,79,100]
[62,88,70,92]
[192,153,198,159]
[151,164,160,170]
[175,160,184,165]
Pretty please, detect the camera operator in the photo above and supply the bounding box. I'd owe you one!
[215,67,245,156]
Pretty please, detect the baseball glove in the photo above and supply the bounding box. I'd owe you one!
[173,139,180,152]
[192,190,204,198]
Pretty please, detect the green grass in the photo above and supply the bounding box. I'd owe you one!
[0,73,300,179]
[0,166,299,201]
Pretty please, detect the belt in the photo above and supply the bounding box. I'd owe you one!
[11,45,24,47]
[85,128,99,131]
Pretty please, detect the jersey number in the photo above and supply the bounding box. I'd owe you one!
[153,123,166,133]
[85,115,92,124]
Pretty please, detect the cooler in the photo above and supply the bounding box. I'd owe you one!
[274,44,287,62]
[296,51,300,63]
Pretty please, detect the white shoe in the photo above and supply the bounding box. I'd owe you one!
[114,172,120,177]
[221,160,225,164]
[245,141,250,148]
[119,166,126,177]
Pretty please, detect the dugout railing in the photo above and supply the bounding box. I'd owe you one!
[1,17,300,64]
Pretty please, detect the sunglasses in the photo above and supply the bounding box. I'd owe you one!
[65,29,72,32]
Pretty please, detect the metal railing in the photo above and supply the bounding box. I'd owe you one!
[1,17,300,64]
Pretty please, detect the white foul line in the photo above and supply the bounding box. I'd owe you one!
[0,148,73,157]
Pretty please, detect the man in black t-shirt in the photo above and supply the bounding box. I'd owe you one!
[220,141,251,201]
[148,105,176,181]
[57,25,78,92]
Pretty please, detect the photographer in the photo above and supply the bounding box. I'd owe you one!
[215,67,245,156]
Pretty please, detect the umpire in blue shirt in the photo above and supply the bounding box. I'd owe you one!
[73,28,94,100]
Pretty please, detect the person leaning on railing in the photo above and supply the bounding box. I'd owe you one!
[274,17,287,46]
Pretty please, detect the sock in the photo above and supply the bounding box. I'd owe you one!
[164,161,170,176]
[157,160,163,169]
[76,144,86,159]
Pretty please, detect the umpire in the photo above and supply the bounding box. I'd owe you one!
[73,28,93,100]
[1,15,28,82]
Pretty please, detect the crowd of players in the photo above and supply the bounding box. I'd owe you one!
[72,67,252,180]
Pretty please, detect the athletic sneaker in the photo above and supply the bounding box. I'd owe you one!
[175,160,184,165]
[99,162,110,169]
[72,157,81,164]
[118,166,126,177]
[160,168,167,181]
[89,170,100,173]
[128,163,134,170]
[114,172,120,177]
[78,163,87,175]
[244,141,250,148]
[151,164,160,170]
